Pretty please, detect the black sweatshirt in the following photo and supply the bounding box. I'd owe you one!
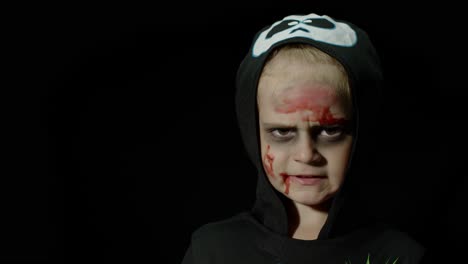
[182,12,425,264]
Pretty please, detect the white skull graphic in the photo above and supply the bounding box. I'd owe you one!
[252,13,357,57]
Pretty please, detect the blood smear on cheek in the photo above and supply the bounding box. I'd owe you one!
[280,173,291,195]
[263,145,275,178]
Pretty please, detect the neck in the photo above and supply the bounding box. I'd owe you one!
[287,199,332,240]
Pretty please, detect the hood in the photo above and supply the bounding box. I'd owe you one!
[235,13,384,239]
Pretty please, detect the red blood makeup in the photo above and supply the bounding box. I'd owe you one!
[279,173,291,195]
[263,145,275,178]
[275,85,347,125]
[263,145,291,195]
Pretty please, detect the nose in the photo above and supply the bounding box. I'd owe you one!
[293,136,324,165]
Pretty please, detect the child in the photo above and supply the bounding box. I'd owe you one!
[181,12,425,264]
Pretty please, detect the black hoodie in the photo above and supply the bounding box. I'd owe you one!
[181,13,425,264]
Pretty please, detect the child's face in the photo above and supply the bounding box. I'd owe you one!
[257,52,353,207]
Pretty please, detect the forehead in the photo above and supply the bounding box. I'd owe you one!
[257,52,344,105]
[256,50,352,122]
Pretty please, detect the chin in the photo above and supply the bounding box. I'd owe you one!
[288,190,332,207]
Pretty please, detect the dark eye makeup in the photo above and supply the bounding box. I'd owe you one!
[264,123,352,143]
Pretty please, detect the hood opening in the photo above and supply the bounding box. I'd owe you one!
[235,13,384,240]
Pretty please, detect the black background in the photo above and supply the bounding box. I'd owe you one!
[4,2,466,263]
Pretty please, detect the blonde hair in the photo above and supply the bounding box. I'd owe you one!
[261,44,352,117]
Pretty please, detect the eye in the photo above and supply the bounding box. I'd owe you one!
[269,128,296,141]
[318,125,344,140]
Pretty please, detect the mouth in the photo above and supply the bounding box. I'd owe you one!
[280,173,326,186]
[294,175,326,178]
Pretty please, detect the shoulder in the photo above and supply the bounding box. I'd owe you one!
[187,212,261,262]
[191,211,257,243]
[370,224,426,262]
[379,227,424,251]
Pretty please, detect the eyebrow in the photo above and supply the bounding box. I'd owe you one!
[262,122,311,129]
[261,121,350,129]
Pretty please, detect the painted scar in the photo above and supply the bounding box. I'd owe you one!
[280,173,291,195]
[263,145,275,178]
[274,86,347,125]
[263,145,290,195]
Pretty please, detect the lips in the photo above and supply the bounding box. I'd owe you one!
[281,174,326,186]
[294,175,326,178]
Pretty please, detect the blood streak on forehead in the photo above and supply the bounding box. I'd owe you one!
[275,85,336,113]
[274,85,346,125]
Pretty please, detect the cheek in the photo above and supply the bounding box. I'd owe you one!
[262,145,275,178]
[270,150,287,170]
[261,144,289,179]
[321,139,353,181]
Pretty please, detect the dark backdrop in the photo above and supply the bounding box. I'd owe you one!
[5,2,465,264]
